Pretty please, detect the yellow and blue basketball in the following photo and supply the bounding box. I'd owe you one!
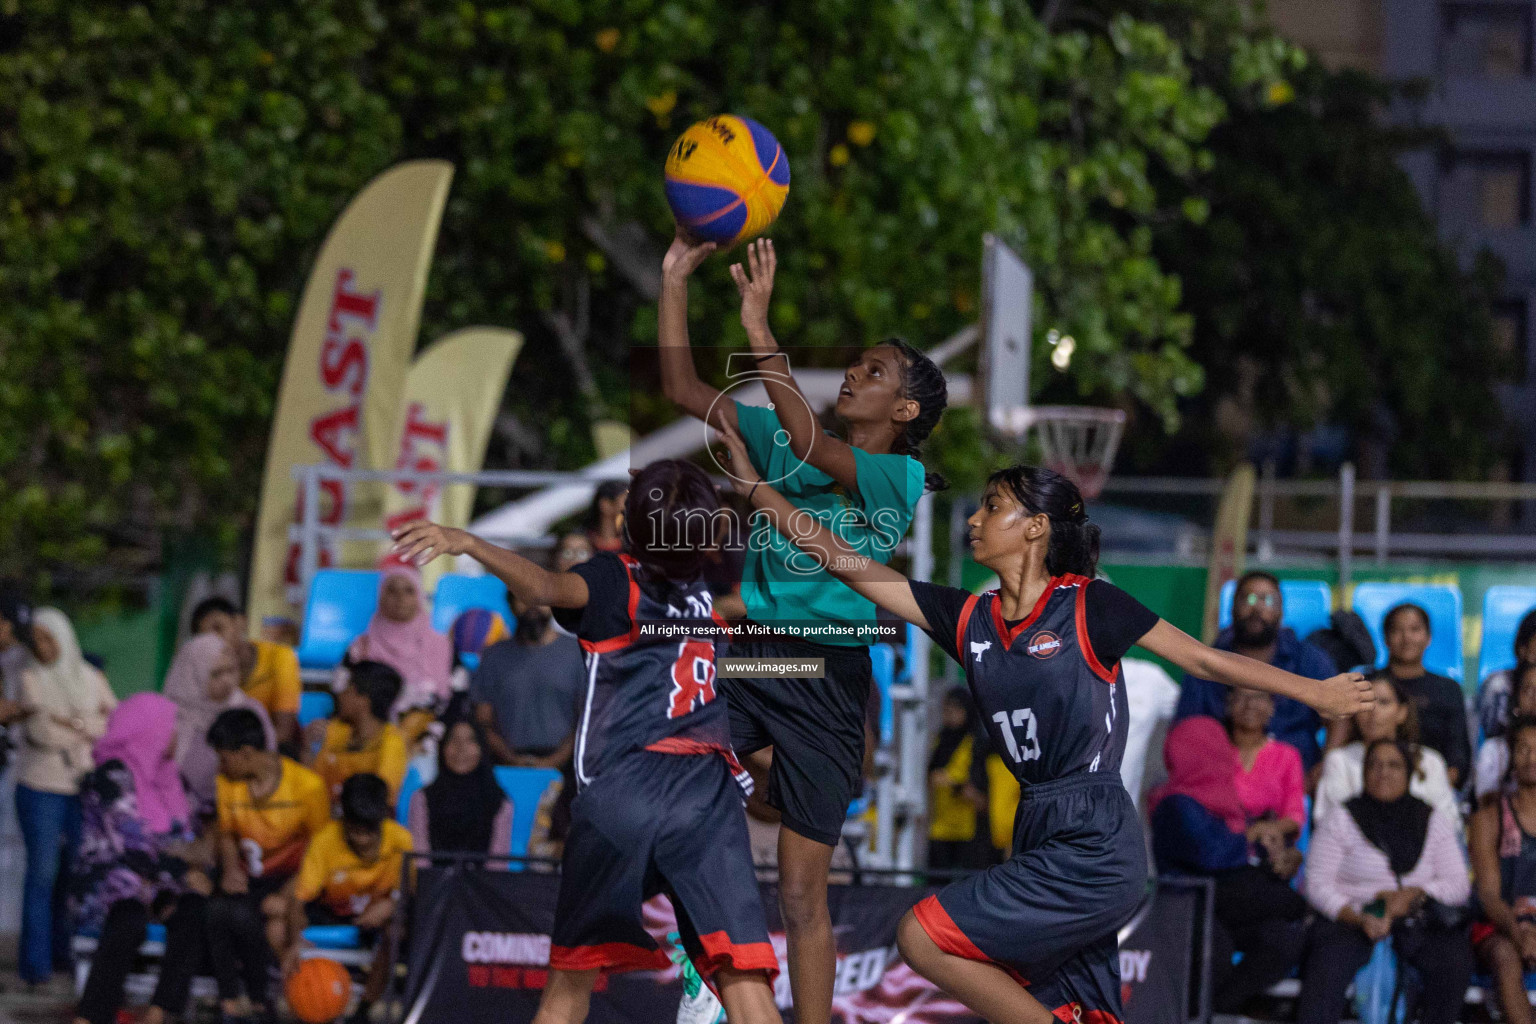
[664,115,790,247]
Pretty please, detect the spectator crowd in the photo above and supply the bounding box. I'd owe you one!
[0,503,614,1024]
[6,513,1536,1024]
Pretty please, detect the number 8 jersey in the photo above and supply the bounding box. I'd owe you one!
[915,574,1153,788]
[553,552,739,790]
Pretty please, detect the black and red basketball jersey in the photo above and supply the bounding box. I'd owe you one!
[951,574,1128,787]
[561,553,737,789]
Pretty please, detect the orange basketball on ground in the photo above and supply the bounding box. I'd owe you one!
[286,957,352,1024]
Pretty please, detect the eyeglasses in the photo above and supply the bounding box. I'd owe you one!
[1240,592,1278,609]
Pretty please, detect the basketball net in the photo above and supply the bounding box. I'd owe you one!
[1014,407,1126,500]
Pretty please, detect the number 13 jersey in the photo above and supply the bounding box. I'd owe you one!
[913,574,1156,788]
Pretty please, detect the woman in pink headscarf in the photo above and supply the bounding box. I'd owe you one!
[73,693,214,1024]
[162,635,274,815]
[345,566,453,723]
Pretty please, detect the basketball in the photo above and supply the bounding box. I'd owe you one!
[286,957,352,1024]
[664,115,790,247]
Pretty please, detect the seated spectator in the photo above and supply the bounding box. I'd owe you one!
[1176,571,1333,775]
[1299,739,1473,1024]
[313,661,408,802]
[1316,677,1460,828]
[1151,716,1307,1015]
[471,595,581,769]
[72,694,210,1024]
[1471,715,1536,1024]
[191,596,301,751]
[345,566,453,732]
[16,607,116,989]
[926,687,989,871]
[553,531,595,573]
[285,774,411,1024]
[1225,688,1306,843]
[1477,609,1536,742]
[407,717,512,856]
[163,634,274,816]
[1372,602,1471,788]
[206,708,331,1019]
[1478,663,1536,804]
[583,481,627,554]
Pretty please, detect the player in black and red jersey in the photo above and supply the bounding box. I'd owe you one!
[713,421,1370,1024]
[391,459,781,1024]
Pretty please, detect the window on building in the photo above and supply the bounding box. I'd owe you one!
[1441,2,1533,78]
[1441,150,1532,228]
[1493,298,1530,383]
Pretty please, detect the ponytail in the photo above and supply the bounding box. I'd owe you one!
[986,465,1100,578]
[880,338,949,493]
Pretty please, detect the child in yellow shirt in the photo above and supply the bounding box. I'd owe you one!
[208,708,332,1021]
[311,661,408,803]
[285,774,410,1022]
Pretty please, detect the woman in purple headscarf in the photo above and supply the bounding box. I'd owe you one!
[72,693,214,1024]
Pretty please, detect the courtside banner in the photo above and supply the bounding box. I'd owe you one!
[247,160,453,628]
[403,869,1205,1024]
[378,327,522,586]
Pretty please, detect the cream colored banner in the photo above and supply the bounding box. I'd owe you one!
[247,160,454,630]
[379,328,522,589]
[1202,462,1256,643]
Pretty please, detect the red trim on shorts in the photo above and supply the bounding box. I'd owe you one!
[548,942,671,973]
[990,580,1059,648]
[579,555,645,653]
[692,930,780,982]
[1071,580,1118,684]
[912,894,1030,989]
[954,593,981,663]
[1472,920,1497,947]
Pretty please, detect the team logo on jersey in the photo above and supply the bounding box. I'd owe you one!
[969,640,992,663]
[1026,631,1062,659]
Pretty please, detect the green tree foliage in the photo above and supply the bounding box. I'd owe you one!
[0,0,1273,577]
[1103,0,1509,477]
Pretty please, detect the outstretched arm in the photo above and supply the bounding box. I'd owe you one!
[1135,619,1371,720]
[390,522,589,609]
[732,239,862,492]
[715,422,929,630]
[658,229,737,432]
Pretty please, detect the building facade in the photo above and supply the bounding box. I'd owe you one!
[1269,0,1536,479]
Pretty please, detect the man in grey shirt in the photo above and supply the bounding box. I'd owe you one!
[470,595,584,769]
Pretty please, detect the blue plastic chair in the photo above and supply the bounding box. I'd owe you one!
[492,766,563,872]
[297,691,334,728]
[1352,583,1464,682]
[869,644,896,745]
[396,763,424,826]
[302,925,361,949]
[431,574,515,635]
[1480,586,1536,683]
[1219,579,1333,639]
[295,570,381,671]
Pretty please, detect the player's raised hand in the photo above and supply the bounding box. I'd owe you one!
[662,226,716,280]
[730,238,777,339]
[1312,671,1373,719]
[391,520,474,565]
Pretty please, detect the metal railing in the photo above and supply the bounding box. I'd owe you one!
[1100,463,1536,582]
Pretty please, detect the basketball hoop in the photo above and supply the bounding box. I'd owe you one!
[998,406,1126,500]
